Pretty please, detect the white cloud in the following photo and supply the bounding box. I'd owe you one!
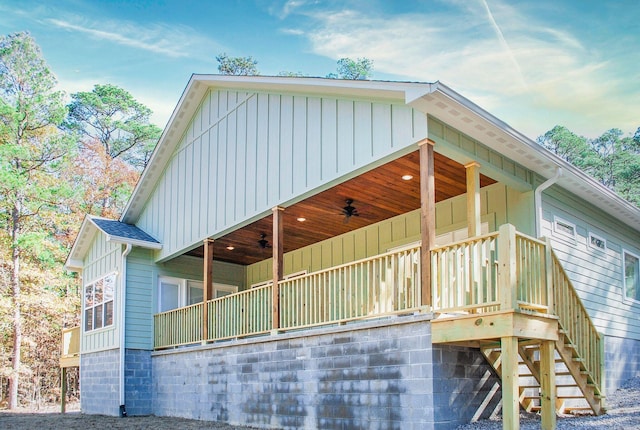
[47,17,220,59]
[284,0,639,137]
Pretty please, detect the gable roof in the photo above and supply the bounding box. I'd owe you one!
[65,215,161,271]
[120,74,640,234]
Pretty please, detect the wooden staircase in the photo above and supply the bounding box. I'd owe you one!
[480,324,605,417]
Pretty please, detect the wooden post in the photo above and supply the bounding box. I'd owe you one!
[61,367,67,413]
[272,207,284,330]
[501,336,520,430]
[465,161,481,237]
[419,139,436,308]
[540,340,557,430]
[544,237,555,314]
[498,224,518,311]
[203,238,214,343]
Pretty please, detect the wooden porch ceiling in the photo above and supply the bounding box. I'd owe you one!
[187,150,495,265]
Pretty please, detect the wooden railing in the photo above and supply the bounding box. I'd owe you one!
[279,244,421,329]
[154,303,203,347]
[551,250,603,391]
[206,284,272,341]
[431,232,499,313]
[515,232,549,312]
[152,219,598,390]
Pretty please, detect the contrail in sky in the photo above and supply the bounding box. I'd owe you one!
[480,0,528,91]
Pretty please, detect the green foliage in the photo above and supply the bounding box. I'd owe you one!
[216,53,259,76]
[538,126,640,206]
[0,31,79,408]
[327,57,374,80]
[65,84,162,170]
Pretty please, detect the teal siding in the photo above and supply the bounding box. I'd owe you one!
[125,249,246,350]
[136,89,428,261]
[81,232,121,353]
[542,185,640,340]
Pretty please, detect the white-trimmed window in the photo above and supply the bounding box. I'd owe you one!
[553,216,576,240]
[623,251,640,302]
[588,232,607,251]
[158,277,238,312]
[84,273,116,332]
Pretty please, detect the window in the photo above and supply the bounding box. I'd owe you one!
[553,217,576,239]
[589,233,607,251]
[158,277,238,312]
[84,273,116,332]
[624,251,640,301]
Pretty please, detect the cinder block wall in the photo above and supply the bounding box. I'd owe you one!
[125,349,153,415]
[80,349,120,416]
[152,314,500,429]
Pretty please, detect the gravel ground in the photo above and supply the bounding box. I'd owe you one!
[1,377,639,429]
[457,376,640,430]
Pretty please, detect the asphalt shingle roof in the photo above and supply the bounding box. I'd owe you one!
[91,218,159,244]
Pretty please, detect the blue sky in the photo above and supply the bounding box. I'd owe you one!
[1,0,638,140]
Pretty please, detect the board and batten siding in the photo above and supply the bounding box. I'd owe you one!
[136,89,428,261]
[247,182,532,285]
[125,249,246,350]
[81,232,121,353]
[542,185,640,340]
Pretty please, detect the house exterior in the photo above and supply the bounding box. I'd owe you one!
[62,75,640,430]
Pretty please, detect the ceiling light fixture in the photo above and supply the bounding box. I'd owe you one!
[226,246,235,251]
[297,217,306,222]
[401,174,413,181]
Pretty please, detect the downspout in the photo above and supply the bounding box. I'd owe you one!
[119,243,132,417]
[535,168,562,238]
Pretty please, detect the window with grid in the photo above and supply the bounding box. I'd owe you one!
[84,273,115,332]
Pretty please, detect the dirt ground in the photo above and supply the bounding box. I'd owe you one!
[0,403,256,429]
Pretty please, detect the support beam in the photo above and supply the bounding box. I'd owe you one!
[540,340,557,430]
[272,206,284,330]
[501,336,520,430]
[203,238,214,343]
[419,139,436,308]
[61,367,67,413]
[465,161,481,237]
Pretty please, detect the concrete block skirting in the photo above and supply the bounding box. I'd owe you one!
[80,348,120,416]
[151,314,501,430]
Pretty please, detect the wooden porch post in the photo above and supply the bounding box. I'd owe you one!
[540,339,557,430]
[203,238,214,343]
[545,237,555,314]
[501,336,520,430]
[61,367,67,413]
[272,206,284,330]
[419,139,436,308]
[465,161,481,237]
[498,224,518,311]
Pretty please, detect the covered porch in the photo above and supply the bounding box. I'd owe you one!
[151,142,603,429]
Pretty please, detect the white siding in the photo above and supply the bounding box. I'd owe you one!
[138,89,428,261]
[542,186,640,340]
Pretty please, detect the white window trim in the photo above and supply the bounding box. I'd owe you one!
[158,276,239,312]
[83,272,117,333]
[553,216,577,242]
[622,249,640,304]
[588,232,607,252]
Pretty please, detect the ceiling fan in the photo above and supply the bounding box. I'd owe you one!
[341,199,359,223]
[258,233,271,249]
